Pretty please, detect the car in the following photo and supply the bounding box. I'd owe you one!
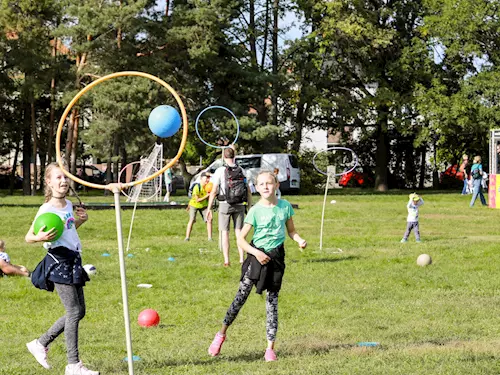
[0,172,23,189]
[76,165,106,189]
[191,153,301,194]
[338,167,374,187]
[170,174,185,194]
[439,164,465,188]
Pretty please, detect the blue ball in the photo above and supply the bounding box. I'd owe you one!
[148,105,181,138]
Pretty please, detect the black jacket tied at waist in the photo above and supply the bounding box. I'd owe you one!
[31,247,89,292]
[241,242,286,294]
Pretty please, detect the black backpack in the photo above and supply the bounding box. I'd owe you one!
[187,182,201,198]
[471,168,482,180]
[218,165,248,204]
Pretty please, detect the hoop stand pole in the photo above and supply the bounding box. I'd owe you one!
[319,174,330,251]
[113,188,134,375]
[126,200,139,252]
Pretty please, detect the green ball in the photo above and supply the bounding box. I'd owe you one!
[34,213,64,241]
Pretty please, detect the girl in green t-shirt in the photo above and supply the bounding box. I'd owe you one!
[208,170,307,362]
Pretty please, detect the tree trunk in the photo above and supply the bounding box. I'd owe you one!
[249,0,257,68]
[40,151,47,193]
[22,103,32,195]
[271,0,279,126]
[31,100,38,194]
[105,155,113,196]
[418,145,426,189]
[291,100,307,152]
[120,146,128,182]
[70,113,80,189]
[113,135,119,185]
[177,158,193,190]
[8,138,20,195]
[260,0,270,69]
[374,124,389,192]
[65,108,77,167]
[404,141,415,189]
[48,38,58,163]
[432,137,439,188]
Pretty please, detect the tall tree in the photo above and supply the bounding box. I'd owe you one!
[290,0,435,190]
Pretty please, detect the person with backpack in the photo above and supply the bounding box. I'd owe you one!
[469,155,487,207]
[207,147,252,267]
[185,172,213,241]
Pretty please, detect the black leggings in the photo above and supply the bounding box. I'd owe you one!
[222,265,280,341]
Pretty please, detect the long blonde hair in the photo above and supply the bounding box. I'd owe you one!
[44,162,67,202]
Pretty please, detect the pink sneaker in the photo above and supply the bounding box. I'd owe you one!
[264,348,277,362]
[208,332,226,357]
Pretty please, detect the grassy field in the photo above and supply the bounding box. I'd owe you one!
[1,192,500,374]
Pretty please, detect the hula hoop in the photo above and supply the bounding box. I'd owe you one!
[118,161,161,201]
[312,147,358,177]
[55,71,188,190]
[195,105,240,149]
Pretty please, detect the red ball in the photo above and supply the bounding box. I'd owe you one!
[138,309,160,327]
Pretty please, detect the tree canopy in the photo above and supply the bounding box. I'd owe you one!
[0,0,496,193]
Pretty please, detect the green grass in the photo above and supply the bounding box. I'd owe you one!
[1,192,500,374]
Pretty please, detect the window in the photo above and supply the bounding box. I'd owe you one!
[288,155,299,168]
[236,157,261,169]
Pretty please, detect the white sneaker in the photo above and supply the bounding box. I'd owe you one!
[26,339,51,369]
[65,361,100,375]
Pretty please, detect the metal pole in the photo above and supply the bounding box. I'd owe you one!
[319,174,330,251]
[113,188,134,375]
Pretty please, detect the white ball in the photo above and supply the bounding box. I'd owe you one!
[330,200,337,204]
[416,254,432,267]
[83,264,97,275]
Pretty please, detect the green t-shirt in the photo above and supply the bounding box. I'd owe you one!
[244,199,294,252]
[189,184,208,209]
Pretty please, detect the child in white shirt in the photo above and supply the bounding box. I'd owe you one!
[401,193,424,243]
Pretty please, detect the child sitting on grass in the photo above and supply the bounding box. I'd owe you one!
[0,239,30,277]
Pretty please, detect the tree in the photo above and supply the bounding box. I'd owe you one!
[289,0,436,190]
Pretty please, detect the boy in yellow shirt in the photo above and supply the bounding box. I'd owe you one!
[185,172,213,241]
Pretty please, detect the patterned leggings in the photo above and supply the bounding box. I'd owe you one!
[223,265,280,341]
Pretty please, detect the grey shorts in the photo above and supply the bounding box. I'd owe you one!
[218,202,245,231]
[189,206,208,223]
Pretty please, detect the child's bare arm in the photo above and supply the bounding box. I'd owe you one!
[286,218,307,249]
[75,207,88,228]
[0,259,29,277]
[25,222,56,243]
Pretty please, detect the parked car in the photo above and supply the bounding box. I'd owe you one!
[0,172,23,189]
[76,165,106,189]
[192,153,301,194]
[170,174,185,194]
[338,167,374,187]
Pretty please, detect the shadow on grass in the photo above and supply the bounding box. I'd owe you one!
[140,351,264,368]
[307,255,360,263]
